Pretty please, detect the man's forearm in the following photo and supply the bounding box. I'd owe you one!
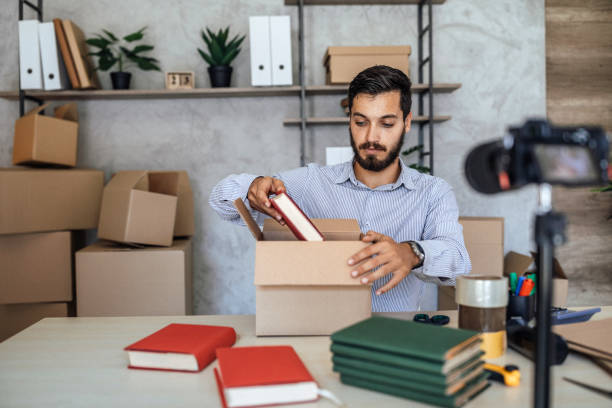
[412,237,471,286]
[208,173,261,223]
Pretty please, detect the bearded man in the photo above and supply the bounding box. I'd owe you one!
[209,65,471,312]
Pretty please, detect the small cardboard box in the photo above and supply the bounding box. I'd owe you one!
[76,239,192,316]
[438,217,505,310]
[0,168,104,235]
[504,251,569,308]
[0,302,68,342]
[150,170,194,237]
[97,171,181,246]
[13,103,79,167]
[234,199,372,336]
[0,231,73,304]
[323,46,411,84]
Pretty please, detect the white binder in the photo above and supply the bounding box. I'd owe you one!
[249,16,272,86]
[38,22,68,90]
[18,19,43,90]
[269,16,292,86]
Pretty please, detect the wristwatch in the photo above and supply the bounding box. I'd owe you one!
[405,241,425,268]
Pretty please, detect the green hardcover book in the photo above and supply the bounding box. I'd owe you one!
[339,371,490,408]
[333,362,487,396]
[331,316,481,373]
[331,353,485,388]
[330,342,484,375]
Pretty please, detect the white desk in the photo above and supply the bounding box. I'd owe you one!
[0,308,610,407]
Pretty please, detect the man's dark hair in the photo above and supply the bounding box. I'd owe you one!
[348,65,412,120]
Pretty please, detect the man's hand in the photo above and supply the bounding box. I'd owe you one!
[348,231,420,295]
[247,176,287,224]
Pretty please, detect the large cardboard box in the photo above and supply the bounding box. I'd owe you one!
[97,171,183,246]
[76,239,192,316]
[0,168,104,235]
[0,302,68,342]
[504,251,569,308]
[0,231,73,304]
[13,103,78,167]
[235,199,372,336]
[438,217,505,310]
[323,46,411,84]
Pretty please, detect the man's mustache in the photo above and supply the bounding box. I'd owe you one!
[359,142,386,151]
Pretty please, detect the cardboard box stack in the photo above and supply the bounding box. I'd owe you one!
[76,170,195,317]
[1,103,104,341]
[235,199,372,336]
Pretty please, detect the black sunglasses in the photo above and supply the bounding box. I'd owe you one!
[413,313,450,326]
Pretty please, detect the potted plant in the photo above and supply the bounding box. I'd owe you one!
[198,27,245,87]
[86,27,160,90]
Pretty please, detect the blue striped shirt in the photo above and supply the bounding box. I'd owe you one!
[209,160,471,312]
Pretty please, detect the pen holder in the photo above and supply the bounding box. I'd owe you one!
[507,292,535,321]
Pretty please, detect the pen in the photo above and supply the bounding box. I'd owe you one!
[518,278,534,296]
[509,272,518,294]
[515,276,525,296]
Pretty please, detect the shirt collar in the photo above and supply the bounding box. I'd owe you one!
[333,159,416,191]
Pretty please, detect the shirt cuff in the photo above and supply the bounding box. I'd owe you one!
[411,239,453,285]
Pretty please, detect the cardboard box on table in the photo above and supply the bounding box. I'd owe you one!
[97,170,194,246]
[0,231,74,304]
[504,251,568,308]
[13,103,78,167]
[234,199,372,336]
[0,168,104,235]
[323,46,411,84]
[438,217,505,310]
[0,302,68,342]
[75,239,192,316]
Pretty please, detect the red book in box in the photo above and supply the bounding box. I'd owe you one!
[270,192,324,241]
[214,345,319,408]
[124,323,236,372]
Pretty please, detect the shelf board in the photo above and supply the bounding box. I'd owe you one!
[283,115,450,126]
[0,83,460,101]
[0,86,302,101]
[306,83,461,95]
[285,1,445,5]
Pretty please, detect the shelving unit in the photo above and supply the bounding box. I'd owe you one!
[8,0,456,173]
[289,0,449,173]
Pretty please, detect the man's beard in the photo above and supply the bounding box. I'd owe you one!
[350,127,405,172]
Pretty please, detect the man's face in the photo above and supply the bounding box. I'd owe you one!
[349,91,412,172]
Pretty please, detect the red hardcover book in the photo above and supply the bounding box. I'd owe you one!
[124,323,236,372]
[270,192,324,241]
[214,345,319,408]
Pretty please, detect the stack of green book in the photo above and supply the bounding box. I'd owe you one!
[330,316,490,408]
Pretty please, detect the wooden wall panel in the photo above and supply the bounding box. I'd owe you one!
[546,0,612,306]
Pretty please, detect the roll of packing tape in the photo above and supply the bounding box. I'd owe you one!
[456,275,509,359]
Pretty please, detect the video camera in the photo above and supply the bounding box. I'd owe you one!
[465,119,609,194]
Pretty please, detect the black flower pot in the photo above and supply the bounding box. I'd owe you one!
[110,72,132,90]
[208,65,232,88]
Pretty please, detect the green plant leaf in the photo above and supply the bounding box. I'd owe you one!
[226,34,245,51]
[131,45,154,54]
[123,27,146,42]
[85,37,109,48]
[102,29,118,42]
[402,144,424,157]
[197,48,215,66]
[209,38,224,65]
[206,27,216,42]
[220,47,240,65]
[408,163,431,174]
[97,49,117,71]
[201,29,212,50]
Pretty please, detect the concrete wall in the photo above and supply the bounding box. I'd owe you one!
[0,0,546,314]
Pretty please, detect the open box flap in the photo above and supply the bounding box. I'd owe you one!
[233,198,263,241]
[106,171,149,191]
[54,103,78,122]
[504,251,533,276]
[529,251,568,279]
[23,103,51,117]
